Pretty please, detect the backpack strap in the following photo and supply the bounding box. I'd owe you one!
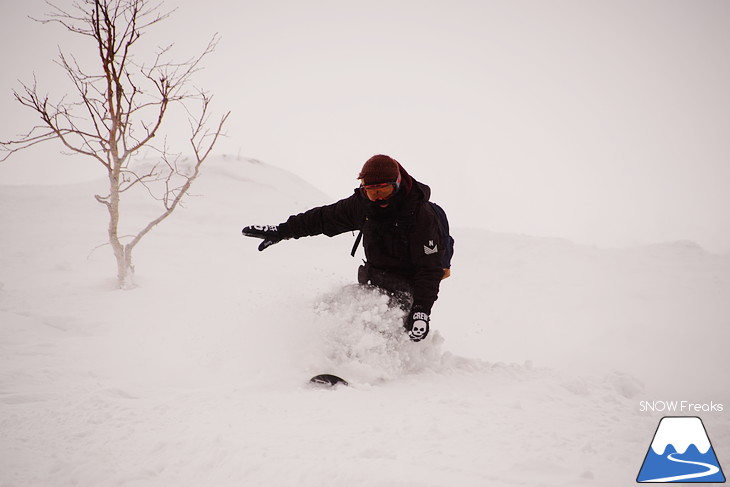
[350,230,363,257]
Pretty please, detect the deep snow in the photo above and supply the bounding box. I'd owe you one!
[1,157,728,486]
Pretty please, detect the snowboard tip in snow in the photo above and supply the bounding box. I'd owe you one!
[309,374,349,387]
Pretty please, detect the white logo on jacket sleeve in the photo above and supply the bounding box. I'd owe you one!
[424,240,438,255]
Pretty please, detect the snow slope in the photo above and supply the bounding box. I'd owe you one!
[1,156,728,487]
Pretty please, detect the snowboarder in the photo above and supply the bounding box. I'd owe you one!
[242,154,450,342]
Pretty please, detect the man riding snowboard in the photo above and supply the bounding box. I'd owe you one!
[242,154,451,342]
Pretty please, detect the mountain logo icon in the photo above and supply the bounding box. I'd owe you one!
[637,416,726,483]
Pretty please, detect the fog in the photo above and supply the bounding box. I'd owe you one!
[2,0,729,252]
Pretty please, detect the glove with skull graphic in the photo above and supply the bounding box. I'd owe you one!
[405,305,430,342]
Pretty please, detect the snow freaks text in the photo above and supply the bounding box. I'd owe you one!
[639,401,724,413]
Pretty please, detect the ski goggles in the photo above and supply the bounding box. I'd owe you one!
[360,173,402,199]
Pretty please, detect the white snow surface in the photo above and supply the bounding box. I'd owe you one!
[1,156,729,487]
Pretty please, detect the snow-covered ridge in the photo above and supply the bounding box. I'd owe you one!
[1,156,728,487]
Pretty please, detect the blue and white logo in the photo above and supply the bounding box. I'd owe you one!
[637,416,725,483]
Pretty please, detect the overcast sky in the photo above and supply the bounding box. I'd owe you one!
[1,0,729,252]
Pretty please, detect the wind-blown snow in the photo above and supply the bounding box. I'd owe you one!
[1,156,728,486]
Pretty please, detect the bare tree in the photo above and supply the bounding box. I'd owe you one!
[1,0,230,288]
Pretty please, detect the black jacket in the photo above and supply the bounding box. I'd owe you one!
[279,167,444,312]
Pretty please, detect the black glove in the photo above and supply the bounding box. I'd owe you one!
[405,305,430,342]
[242,225,286,251]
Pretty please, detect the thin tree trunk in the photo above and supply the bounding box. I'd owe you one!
[106,166,134,288]
[1,1,228,289]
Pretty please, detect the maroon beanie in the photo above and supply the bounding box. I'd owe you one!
[358,155,401,185]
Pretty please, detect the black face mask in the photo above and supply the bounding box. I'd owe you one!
[362,186,405,217]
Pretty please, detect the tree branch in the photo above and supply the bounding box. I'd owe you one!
[2,0,229,288]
